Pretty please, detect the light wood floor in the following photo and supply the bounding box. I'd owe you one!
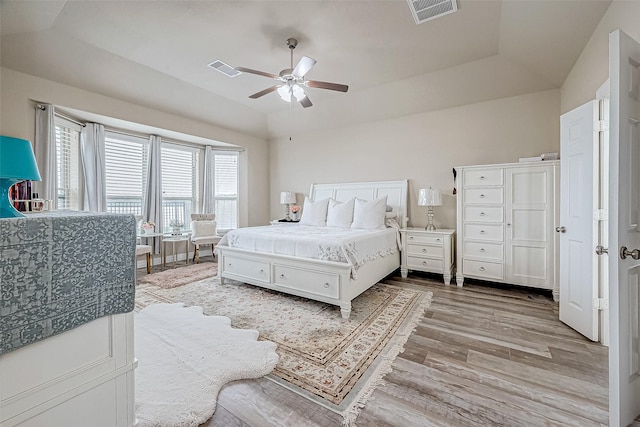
[140,262,611,426]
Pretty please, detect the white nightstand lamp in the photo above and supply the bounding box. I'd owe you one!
[418,188,442,231]
[280,191,296,220]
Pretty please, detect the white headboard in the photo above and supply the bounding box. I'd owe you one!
[309,180,409,228]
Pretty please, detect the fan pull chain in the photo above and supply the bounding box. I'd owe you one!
[289,100,293,142]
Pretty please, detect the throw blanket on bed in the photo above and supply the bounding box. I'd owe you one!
[0,211,136,355]
[217,224,399,278]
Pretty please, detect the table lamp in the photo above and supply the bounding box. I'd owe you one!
[0,136,42,218]
[280,191,296,220]
[418,188,442,231]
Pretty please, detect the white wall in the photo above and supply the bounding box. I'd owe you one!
[0,67,271,227]
[561,1,640,113]
[269,89,560,229]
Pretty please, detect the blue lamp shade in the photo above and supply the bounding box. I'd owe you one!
[0,136,42,218]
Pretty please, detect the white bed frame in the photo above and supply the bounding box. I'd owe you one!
[218,180,408,319]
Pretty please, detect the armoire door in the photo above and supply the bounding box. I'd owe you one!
[504,165,555,289]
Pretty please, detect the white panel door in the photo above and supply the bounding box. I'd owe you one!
[609,29,640,427]
[558,100,599,341]
[505,165,554,289]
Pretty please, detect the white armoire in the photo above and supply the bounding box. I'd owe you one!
[455,161,560,300]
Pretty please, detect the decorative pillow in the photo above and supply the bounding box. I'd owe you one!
[351,196,388,229]
[326,198,355,228]
[299,197,330,226]
[192,220,217,238]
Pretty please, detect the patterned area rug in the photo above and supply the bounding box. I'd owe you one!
[136,277,431,422]
[137,262,217,288]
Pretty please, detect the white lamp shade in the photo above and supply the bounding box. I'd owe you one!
[418,188,442,206]
[280,191,296,204]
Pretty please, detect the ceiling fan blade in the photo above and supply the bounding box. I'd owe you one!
[306,80,349,92]
[299,95,313,108]
[235,67,279,80]
[292,56,317,77]
[249,85,280,99]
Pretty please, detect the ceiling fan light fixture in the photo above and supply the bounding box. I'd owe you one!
[292,84,306,102]
[277,85,292,102]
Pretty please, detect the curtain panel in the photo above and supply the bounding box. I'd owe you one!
[34,104,57,209]
[143,135,163,251]
[81,123,107,212]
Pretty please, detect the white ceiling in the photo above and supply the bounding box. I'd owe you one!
[0,0,611,140]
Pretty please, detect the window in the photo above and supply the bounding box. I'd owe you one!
[162,144,199,232]
[55,117,81,210]
[104,132,148,215]
[212,151,238,231]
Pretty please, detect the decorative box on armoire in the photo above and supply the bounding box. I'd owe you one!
[455,161,560,301]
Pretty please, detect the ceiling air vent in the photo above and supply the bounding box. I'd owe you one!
[407,0,457,24]
[207,60,242,77]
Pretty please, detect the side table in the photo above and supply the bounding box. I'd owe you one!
[162,235,190,269]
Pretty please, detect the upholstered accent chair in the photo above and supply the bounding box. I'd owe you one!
[190,213,221,263]
[134,215,152,274]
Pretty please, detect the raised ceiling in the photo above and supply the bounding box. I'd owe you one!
[0,0,611,139]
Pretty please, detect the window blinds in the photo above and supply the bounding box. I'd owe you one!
[213,152,238,231]
[162,144,199,229]
[104,133,148,214]
[54,118,81,210]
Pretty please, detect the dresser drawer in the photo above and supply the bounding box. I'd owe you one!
[463,241,503,261]
[224,256,269,282]
[404,234,444,246]
[463,169,503,186]
[407,256,444,272]
[463,188,503,204]
[406,244,443,259]
[462,259,504,280]
[463,206,503,223]
[463,224,503,241]
[274,265,339,299]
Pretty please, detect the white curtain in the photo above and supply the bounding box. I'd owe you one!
[81,123,107,212]
[143,135,163,251]
[34,104,57,209]
[202,145,215,214]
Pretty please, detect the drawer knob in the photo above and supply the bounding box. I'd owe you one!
[480,212,486,216]
[422,248,427,253]
[480,230,486,234]
[480,248,486,252]
[409,236,414,240]
[479,266,486,271]
[480,194,486,198]
[323,282,330,288]
[436,238,441,242]
[227,263,232,267]
[422,261,428,266]
[480,176,486,180]
[259,269,264,274]
[280,273,286,279]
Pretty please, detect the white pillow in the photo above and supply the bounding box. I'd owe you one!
[351,196,388,229]
[299,197,330,226]
[326,198,355,228]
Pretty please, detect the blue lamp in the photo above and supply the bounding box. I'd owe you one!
[0,136,42,218]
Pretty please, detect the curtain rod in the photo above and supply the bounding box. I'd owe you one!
[35,103,86,127]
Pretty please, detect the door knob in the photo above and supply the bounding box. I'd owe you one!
[555,226,566,233]
[595,245,608,255]
[620,246,640,260]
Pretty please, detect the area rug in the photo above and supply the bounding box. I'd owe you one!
[135,303,279,427]
[136,277,431,423]
[137,262,217,288]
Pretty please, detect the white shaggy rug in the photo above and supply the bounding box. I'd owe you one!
[135,303,279,427]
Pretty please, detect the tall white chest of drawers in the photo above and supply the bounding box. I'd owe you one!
[455,161,559,300]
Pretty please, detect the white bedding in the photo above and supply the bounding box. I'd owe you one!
[217,224,399,278]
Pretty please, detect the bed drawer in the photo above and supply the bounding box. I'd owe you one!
[405,234,444,246]
[462,259,504,280]
[463,206,503,223]
[406,244,443,259]
[463,168,503,186]
[463,188,503,205]
[223,256,269,282]
[406,256,444,272]
[273,265,340,299]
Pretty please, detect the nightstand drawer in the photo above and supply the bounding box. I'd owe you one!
[463,223,503,241]
[406,244,443,259]
[463,241,503,261]
[463,169,503,186]
[274,265,339,299]
[463,188,503,205]
[405,234,444,246]
[463,259,503,280]
[407,256,444,272]
[463,206,503,223]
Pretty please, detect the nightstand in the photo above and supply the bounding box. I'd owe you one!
[400,228,455,284]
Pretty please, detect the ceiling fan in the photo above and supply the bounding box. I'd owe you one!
[235,38,349,108]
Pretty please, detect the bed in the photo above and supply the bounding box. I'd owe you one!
[216,180,408,319]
